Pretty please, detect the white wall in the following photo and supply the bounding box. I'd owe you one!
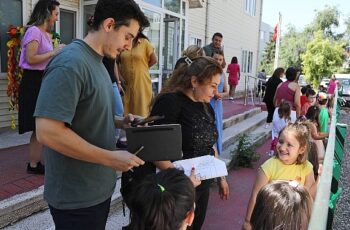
[188,0,262,93]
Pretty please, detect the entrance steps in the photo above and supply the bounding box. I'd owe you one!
[1,107,271,229]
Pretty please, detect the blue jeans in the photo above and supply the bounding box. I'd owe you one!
[112,82,124,137]
[112,82,124,116]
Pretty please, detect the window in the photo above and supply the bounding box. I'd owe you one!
[241,50,253,74]
[189,37,202,47]
[59,9,76,45]
[143,0,161,7]
[0,0,22,72]
[143,9,161,70]
[244,0,256,16]
[164,0,181,13]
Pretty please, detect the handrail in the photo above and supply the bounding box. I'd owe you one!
[308,88,338,230]
[243,75,266,105]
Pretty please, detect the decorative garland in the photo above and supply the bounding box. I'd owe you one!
[6,25,24,129]
[6,25,60,129]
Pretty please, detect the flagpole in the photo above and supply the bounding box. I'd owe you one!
[273,12,282,70]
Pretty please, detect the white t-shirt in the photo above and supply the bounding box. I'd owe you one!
[272,107,293,139]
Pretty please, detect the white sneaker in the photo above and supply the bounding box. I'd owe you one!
[264,124,270,129]
[268,150,275,157]
[229,97,234,100]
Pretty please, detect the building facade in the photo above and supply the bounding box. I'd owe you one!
[0,0,262,128]
[258,21,273,70]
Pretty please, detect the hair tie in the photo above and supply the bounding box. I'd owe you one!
[289,180,299,188]
[184,57,193,65]
[157,184,165,192]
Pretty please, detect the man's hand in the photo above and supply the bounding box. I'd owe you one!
[109,151,145,171]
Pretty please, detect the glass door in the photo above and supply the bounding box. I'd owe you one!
[162,15,180,86]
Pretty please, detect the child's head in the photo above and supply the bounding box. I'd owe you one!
[276,121,310,165]
[278,101,291,120]
[251,181,313,230]
[212,49,226,68]
[306,88,316,104]
[305,105,320,123]
[317,92,328,105]
[126,168,195,230]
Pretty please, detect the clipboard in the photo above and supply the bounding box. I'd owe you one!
[125,124,183,161]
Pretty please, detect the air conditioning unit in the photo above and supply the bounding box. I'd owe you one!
[188,0,204,8]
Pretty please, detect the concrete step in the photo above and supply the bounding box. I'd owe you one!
[0,108,266,229]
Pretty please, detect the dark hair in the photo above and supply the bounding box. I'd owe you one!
[126,168,195,230]
[160,56,222,95]
[231,56,238,64]
[27,0,60,26]
[91,0,149,31]
[285,67,298,81]
[277,121,310,164]
[301,86,308,95]
[305,105,321,131]
[251,181,313,230]
[132,32,149,47]
[272,67,285,78]
[278,101,291,120]
[212,32,223,40]
[305,89,315,98]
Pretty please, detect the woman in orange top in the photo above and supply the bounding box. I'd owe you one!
[119,32,157,117]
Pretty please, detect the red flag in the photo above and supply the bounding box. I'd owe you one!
[272,24,278,42]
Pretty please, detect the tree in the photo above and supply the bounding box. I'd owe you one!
[308,5,340,38]
[301,31,344,86]
[260,36,275,75]
[280,25,308,69]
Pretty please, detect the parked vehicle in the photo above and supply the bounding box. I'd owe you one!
[320,78,330,88]
[298,75,308,87]
[338,78,350,107]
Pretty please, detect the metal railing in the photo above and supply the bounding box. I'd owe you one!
[308,88,346,229]
[243,75,266,105]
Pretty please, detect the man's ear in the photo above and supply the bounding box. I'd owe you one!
[103,18,115,32]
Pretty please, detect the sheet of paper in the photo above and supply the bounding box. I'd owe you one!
[173,155,228,180]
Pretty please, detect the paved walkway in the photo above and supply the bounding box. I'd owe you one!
[0,99,266,201]
[202,139,270,230]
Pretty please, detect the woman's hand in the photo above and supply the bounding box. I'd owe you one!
[242,220,252,230]
[189,167,201,188]
[53,44,65,56]
[218,177,229,200]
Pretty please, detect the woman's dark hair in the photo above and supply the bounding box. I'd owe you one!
[27,0,60,26]
[305,105,320,128]
[91,0,150,31]
[305,88,316,97]
[231,56,238,64]
[272,67,285,78]
[132,32,149,47]
[126,168,195,230]
[278,101,291,120]
[286,67,298,81]
[251,181,313,230]
[160,56,222,95]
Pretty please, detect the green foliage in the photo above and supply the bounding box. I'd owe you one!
[280,25,308,69]
[260,37,275,75]
[301,31,344,86]
[230,134,259,169]
[311,5,340,38]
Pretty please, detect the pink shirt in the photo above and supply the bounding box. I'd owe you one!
[327,80,337,95]
[227,63,240,80]
[19,26,53,70]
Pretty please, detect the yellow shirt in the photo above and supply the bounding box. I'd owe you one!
[261,157,313,185]
[120,38,154,117]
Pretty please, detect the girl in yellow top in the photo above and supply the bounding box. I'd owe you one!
[119,32,157,117]
[243,121,321,230]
